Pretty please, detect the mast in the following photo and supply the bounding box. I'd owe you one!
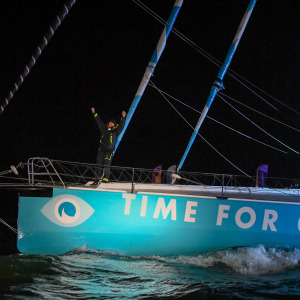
[178,0,257,170]
[115,0,184,152]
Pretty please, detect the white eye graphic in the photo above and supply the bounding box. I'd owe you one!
[54,198,81,224]
[41,195,95,227]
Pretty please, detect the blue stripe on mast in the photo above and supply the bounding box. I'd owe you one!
[115,0,184,152]
[178,0,257,171]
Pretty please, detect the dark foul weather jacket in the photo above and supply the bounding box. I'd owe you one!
[93,112,125,152]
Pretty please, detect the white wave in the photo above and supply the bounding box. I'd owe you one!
[66,245,300,276]
[69,246,127,257]
[159,245,300,275]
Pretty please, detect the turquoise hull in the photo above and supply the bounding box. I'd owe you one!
[17,187,300,255]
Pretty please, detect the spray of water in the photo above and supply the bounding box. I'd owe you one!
[151,245,300,275]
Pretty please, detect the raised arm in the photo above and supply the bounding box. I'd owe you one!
[116,111,126,135]
[91,107,106,132]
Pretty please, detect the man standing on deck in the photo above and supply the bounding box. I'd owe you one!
[91,107,126,183]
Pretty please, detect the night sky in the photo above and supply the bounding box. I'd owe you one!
[0,0,299,179]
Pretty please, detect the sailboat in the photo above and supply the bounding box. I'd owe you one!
[0,0,299,255]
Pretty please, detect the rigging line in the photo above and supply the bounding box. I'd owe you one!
[217,94,300,155]
[226,72,278,110]
[149,79,250,177]
[207,116,288,154]
[175,26,280,111]
[0,217,17,234]
[148,83,288,154]
[0,0,77,116]
[148,82,199,113]
[219,91,300,133]
[226,69,300,115]
[132,0,221,67]
[132,0,282,111]
[173,29,279,111]
[149,83,298,198]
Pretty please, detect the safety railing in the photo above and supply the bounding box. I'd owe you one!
[23,157,300,190]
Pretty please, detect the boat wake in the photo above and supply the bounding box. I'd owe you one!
[2,245,300,299]
[157,245,300,276]
[72,244,300,276]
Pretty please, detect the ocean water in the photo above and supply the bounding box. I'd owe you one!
[0,245,300,299]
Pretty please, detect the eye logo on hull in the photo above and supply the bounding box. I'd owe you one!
[41,195,95,227]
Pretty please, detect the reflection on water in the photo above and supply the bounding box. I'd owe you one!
[1,245,300,299]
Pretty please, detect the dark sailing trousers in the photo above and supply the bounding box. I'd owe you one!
[96,150,113,179]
